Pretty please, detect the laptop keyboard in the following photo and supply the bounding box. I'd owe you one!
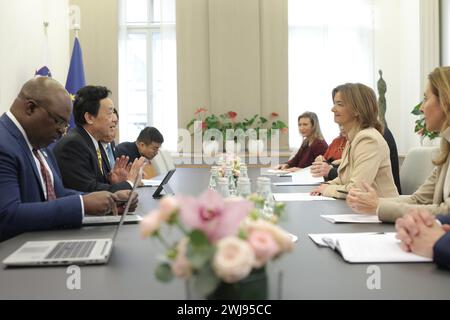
[45,241,96,260]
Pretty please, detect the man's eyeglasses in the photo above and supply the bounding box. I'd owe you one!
[41,107,69,131]
[27,98,69,131]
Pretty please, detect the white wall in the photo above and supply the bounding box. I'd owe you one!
[0,0,69,113]
[374,0,422,154]
[443,0,450,65]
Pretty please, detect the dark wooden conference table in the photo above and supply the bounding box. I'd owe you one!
[0,168,449,299]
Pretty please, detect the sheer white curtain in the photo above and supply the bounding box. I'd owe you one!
[152,0,177,151]
[118,0,177,151]
[288,0,374,148]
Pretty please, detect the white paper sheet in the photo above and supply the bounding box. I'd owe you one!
[273,193,336,202]
[141,179,162,187]
[320,214,381,224]
[308,232,432,263]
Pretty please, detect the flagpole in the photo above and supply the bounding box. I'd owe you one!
[69,5,81,38]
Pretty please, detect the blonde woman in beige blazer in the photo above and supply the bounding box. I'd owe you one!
[311,83,399,199]
[347,67,450,222]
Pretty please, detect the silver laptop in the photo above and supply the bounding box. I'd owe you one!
[3,170,142,267]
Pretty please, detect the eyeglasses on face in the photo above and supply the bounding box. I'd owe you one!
[26,97,69,131]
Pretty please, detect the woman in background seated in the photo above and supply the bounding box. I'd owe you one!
[396,208,450,269]
[277,111,328,172]
[310,125,347,181]
[346,67,450,222]
[311,83,398,199]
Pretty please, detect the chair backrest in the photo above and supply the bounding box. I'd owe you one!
[399,146,439,195]
[160,149,175,170]
[151,149,175,175]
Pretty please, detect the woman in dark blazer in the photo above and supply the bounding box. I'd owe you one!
[277,111,328,172]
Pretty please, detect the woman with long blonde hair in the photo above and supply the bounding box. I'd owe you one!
[347,67,450,222]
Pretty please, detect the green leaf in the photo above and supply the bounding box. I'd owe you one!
[186,230,215,269]
[259,117,268,124]
[190,230,209,246]
[411,102,423,115]
[155,262,174,283]
[193,265,220,296]
[186,119,195,130]
[186,243,215,269]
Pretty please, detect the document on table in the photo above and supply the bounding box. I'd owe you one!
[262,168,292,176]
[273,193,336,202]
[273,168,324,186]
[308,232,432,263]
[141,179,162,187]
[82,214,143,226]
[320,214,381,224]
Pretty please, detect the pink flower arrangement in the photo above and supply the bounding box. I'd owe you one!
[140,189,294,296]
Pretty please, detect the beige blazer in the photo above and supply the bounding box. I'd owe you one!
[323,127,399,199]
[378,128,450,222]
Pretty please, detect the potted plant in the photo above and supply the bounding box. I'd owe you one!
[187,109,288,155]
[411,102,439,145]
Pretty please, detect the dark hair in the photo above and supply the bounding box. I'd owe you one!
[136,127,164,145]
[73,86,111,126]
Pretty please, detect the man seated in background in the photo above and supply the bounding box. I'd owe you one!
[0,77,137,241]
[53,85,145,193]
[115,126,164,178]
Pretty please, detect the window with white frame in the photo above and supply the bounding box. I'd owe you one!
[288,0,374,149]
[119,0,177,150]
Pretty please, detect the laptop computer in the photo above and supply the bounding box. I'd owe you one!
[152,169,176,199]
[3,169,142,267]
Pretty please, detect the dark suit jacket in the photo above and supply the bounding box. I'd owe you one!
[115,141,141,163]
[53,126,131,193]
[434,215,450,269]
[0,114,83,241]
[383,127,401,194]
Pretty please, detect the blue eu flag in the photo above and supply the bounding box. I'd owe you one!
[65,37,86,130]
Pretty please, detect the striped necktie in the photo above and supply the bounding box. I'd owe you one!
[32,149,56,201]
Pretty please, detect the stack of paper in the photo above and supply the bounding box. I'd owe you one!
[141,179,162,187]
[83,214,143,226]
[263,169,290,175]
[273,193,336,202]
[273,167,324,186]
[308,232,432,263]
[320,214,381,224]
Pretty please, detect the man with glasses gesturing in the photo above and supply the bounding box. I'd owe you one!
[0,77,138,241]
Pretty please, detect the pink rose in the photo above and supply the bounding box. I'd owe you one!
[248,230,280,268]
[212,236,255,283]
[195,108,207,115]
[159,196,178,222]
[243,219,294,253]
[139,210,162,238]
[171,238,192,278]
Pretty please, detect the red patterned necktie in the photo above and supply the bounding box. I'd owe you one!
[32,149,56,201]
